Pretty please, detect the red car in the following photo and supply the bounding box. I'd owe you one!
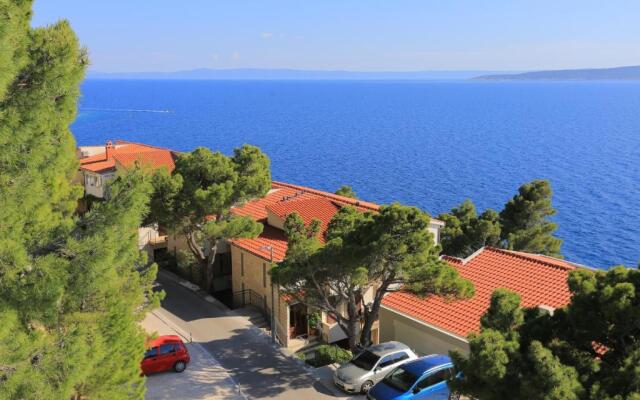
[141,335,190,375]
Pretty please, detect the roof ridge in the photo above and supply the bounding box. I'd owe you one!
[485,247,577,271]
[272,181,380,211]
[114,139,176,152]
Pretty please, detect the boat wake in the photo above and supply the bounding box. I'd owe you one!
[81,107,173,113]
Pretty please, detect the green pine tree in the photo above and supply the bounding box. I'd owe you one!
[148,145,271,291]
[451,264,640,400]
[438,199,501,258]
[0,3,160,398]
[335,185,357,198]
[500,179,563,257]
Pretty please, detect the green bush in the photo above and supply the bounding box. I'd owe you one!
[308,311,321,329]
[306,345,352,367]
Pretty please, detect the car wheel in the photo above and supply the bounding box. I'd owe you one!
[361,380,374,393]
[173,361,186,373]
[448,393,461,400]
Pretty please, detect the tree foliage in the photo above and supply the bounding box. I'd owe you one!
[148,145,271,291]
[451,265,640,400]
[0,4,160,398]
[335,185,356,198]
[438,199,501,258]
[438,179,561,258]
[271,203,474,351]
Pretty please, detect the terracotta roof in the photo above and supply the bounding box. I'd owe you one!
[229,225,288,262]
[382,247,578,338]
[79,140,176,173]
[229,181,383,260]
[113,150,175,171]
[266,197,341,236]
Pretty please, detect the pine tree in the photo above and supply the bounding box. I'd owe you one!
[272,204,474,351]
[438,199,501,257]
[451,265,640,400]
[148,145,271,291]
[500,179,562,257]
[0,3,160,398]
[335,185,357,198]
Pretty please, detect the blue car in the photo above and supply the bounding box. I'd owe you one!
[366,355,460,400]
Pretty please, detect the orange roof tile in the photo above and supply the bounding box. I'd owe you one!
[229,225,288,262]
[382,247,578,338]
[113,150,175,171]
[81,159,116,173]
[229,181,384,260]
[266,197,341,234]
[79,140,176,173]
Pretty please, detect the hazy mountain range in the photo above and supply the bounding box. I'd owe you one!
[86,65,640,81]
[474,65,640,81]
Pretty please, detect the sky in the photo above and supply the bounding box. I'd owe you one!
[32,1,640,73]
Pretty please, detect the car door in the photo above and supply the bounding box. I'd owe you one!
[141,347,160,374]
[411,367,451,399]
[375,352,409,381]
[158,343,178,371]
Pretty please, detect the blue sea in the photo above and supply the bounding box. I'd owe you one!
[73,80,640,269]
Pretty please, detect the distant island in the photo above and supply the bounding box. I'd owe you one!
[86,68,510,81]
[474,65,640,81]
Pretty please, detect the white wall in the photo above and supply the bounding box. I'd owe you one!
[379,306,469,357]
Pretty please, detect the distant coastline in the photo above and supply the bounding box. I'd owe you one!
[473,65,640,81]
[86,68,511,81]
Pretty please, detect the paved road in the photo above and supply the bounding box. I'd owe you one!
[153,270,359,399]
[142,311,244,399]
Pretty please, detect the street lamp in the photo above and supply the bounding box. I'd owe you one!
[260,245,276,344]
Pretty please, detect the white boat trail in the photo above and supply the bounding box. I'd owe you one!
[81,107,173,113]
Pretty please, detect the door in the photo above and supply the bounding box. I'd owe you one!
[158,343,179,371]
[412,368,451,399]
[141,347,160,374]
[375,351,411,381]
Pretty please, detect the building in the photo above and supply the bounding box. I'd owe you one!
[77,140,178,258]
[379,247,586,356]
[212,181,444,348]
[78,140,177,198]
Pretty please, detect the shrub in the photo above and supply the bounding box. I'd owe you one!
[306,345,352,367]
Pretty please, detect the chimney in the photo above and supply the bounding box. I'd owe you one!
[538,304,556,316]
[105,140,114,158]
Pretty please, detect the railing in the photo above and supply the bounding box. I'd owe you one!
[233,289,268,317]
[232,288,287,346]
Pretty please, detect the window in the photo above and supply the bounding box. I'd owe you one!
[263,263,267,288]
[95,175,102,187]
[159,343,177,355]
[241,253,244,276]
[351,350,380,371]
[383,367,419,392]
[144,347,158,359]
[416,368,450,390]
[378,352,409,368]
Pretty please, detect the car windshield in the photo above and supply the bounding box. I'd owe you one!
[383,366,419,392]
[351,350,380,370]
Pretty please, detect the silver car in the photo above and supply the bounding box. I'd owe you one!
[334,341,418,393]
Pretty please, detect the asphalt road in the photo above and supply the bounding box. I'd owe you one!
[154,270,359,399]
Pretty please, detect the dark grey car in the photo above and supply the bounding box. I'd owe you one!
[334,341,418,393]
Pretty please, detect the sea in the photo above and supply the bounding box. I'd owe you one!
[72,79,640,269]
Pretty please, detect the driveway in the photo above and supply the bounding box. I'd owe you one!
[142,311,244,399]
[150,270,361,399]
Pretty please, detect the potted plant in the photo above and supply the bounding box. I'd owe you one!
[307,311,321,337]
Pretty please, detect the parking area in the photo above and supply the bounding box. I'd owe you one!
[141,311,245,400]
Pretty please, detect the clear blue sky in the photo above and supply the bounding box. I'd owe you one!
[32,0,640,72]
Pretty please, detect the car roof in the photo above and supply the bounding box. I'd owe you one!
[401,355,452,375]
[147,335,183,348]
[365,341,411,356]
